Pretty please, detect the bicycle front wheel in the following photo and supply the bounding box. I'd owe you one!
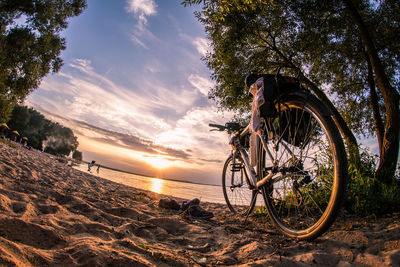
[222,153,257,215]
[258,92,347,240]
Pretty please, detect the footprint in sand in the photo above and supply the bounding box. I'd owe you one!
[0,194,12,212]
[0,218,66,249]
[53,192,77,205]
[37,204,60,215]
[146,217,189,236]
[11,201,27,214]
[106,207,149,221]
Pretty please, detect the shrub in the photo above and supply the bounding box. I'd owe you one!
[344,149,400,216]
[72,150,83,161]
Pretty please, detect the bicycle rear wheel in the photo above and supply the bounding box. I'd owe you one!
[222,152,257,215]
[258,92,347,240]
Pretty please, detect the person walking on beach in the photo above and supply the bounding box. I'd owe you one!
[88,160,96,172]
[96,164,101,174]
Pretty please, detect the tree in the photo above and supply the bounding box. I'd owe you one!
[183,0,399,181]
[23,107,47,149]
[43,122,78,155]
[342,0,399,182]
[0,0,87,118]
[8,105,45,148]
[183,0,361,166]
[7,105,79,155]
[73,150,82,161]
[0,94,14,122]
[7,105,30,130]
[288,0,399,181]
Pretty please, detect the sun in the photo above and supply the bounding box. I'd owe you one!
[145,155,174,169]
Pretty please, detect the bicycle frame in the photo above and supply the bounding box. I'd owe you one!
[235,120,295,191]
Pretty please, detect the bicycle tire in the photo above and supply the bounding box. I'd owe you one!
[222,153,257,215]
[258,92,347,240]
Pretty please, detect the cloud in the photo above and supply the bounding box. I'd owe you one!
[188,74,214,96]
[31,105,192,161]
[29,58,202,138]
[192,37,210,56]
[154,106,234,166]
[126,0,158,47]
[144,59,165,73]
[126,0,157,17]
[72,58,92,70]
[129,34,149,49]
[177,34,211,58]
[33,72,232,167]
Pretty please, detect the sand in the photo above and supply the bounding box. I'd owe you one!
[0,141,399,266]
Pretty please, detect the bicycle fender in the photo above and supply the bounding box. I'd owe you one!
[281,90,332,117]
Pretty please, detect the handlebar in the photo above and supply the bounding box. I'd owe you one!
[209,123,226,131]
[209,122,243,133]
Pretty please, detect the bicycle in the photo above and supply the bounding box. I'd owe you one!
[210,67,348,240]
[209,122,258,216]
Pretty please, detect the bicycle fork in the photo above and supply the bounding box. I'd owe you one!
[233,134,274,191]
[230,132,275,224]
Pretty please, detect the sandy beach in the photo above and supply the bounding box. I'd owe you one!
[0,141,399,266]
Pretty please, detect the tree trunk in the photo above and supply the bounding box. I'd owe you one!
[343,0,400,183]
[365,53,384,158]
[301,76,361,168]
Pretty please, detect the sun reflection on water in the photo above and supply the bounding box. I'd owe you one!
[150,178,164,194]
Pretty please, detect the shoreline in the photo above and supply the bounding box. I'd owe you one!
[72,161,227,205]
[78,160,221,188]
[0,142,399,266]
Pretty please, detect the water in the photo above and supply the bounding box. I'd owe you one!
[74,163,228,204]
[74,163,265,206]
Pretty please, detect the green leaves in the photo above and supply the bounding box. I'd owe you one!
[7,105,79,154]
[0,94,15,122]
[183,0,398,137]
[0,0,87,112]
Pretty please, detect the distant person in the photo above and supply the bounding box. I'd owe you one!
[88,160,96,172]
[96,164,101,174]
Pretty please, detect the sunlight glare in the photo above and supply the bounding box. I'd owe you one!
[145,155,174,169]
[150,178,164,194]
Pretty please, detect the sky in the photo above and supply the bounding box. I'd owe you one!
[26,0,235,185]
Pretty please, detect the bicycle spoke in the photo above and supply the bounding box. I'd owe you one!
[223,154,257,215]
[258,96,346,240]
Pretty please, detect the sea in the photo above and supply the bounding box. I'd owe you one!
[74,163,264,205]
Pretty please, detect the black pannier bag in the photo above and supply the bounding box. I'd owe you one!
[245,74,301,119]
[273,76,312,147]
[259,74,278,119]
[279,107,312,147]
[246,73,311,147]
